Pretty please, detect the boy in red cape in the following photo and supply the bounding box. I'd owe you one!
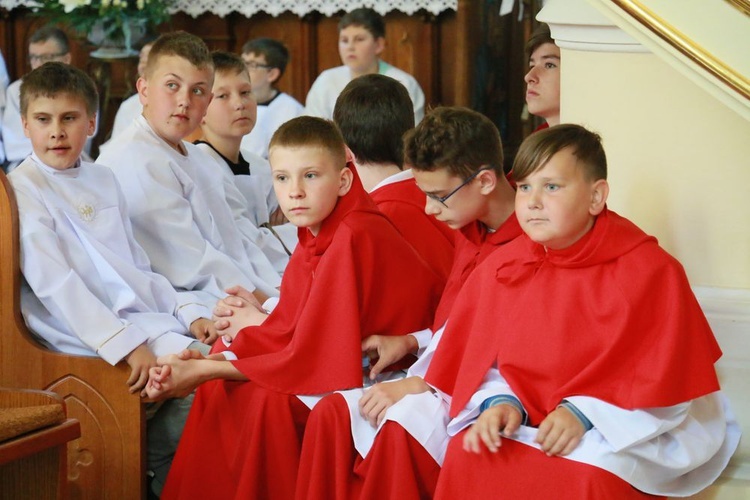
[333,73,455,283]
[296,107,521,500]
[145,116,443,499]
[426,124,740,499]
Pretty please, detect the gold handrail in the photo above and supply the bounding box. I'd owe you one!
[611,0,750,101]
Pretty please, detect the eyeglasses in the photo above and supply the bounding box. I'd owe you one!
[244,61,273,70]
[29,52,68,64]
[426,167,493,207]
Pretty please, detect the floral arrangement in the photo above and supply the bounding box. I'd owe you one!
[33,0,171,51]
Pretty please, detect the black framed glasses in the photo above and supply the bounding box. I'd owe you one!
[426,167,493,207]
[29,52,68,64]
[244,61,273,70]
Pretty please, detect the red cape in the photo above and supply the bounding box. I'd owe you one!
[370,176,455,283]
[228,163,443,395]
[426,209,721,422]
[431,214,522,331]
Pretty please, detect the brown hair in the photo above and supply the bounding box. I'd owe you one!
[269,116,347,169]
[333,74,413,169]
[29,25,70,54]
[403,106,504,179]
[526,23,554,59]
[512,124,607,182]
[338,8,385,39]
[144,31,213,78]
[21,62,98,116]
[210,50,247,77]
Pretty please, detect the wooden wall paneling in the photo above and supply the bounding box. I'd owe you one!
[388,12,436,107]
[312,13,342,85]
[452,0,477,107]
[170,12,233,51]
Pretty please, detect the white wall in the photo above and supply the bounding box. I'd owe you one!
[562,48,750,289]
[540,0,750,497]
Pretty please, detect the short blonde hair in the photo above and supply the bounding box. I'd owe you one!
[269,116,347,169]
[144,31,213,78]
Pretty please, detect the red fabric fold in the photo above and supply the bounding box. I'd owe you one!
[431,214,522,331]
[435,429,663,499]
[427,209,721,421]
[229,163,443,395]
[370,176,455,283]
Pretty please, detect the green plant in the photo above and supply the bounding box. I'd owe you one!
[32,0,171,38]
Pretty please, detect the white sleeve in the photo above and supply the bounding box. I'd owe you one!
[406,325,442,378]
[407,77,426,123]
[216,158,288,277]
[304,72,333,119]
[106,153,255,298]
[563,393,741,497]
[14,183,148,365]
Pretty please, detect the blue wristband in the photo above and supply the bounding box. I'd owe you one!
[479,394,528,425]
[558,401,593,431]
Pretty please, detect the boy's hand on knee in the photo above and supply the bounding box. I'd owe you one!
[535,406,585,456]
[125,343,158,395]
[190,318,218,344]
[358,377,429,427]
[463,404,522,454]
[361,335,417,379]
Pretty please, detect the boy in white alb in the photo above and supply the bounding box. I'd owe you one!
[9,61,216,497]
[3,26,97,171]
[195,51,297,257]
[305,8,425,123]
[240,37,304,160]
[97,32,284,305]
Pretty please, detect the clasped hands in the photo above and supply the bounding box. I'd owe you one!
[144,286,268,401]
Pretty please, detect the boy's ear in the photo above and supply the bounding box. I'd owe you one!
[267,67,281,85]
[589,179,609,216]
[87,113,96,137]
[477,168,498,195]
[338,166,354,197]
[21,115,30,139]
[374,36,385,56]
[136,77,148,105]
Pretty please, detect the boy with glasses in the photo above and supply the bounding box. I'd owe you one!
[296,106,521,500]
[239,37,303,159]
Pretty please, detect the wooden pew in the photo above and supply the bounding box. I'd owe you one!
[0,388,81,499]
[0,169,146,499]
